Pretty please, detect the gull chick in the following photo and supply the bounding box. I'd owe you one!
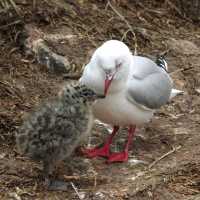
[16,83,104,190]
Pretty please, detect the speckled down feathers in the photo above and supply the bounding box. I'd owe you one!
[16,84,98,174]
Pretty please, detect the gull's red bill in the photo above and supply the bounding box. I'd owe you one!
[104,73,115,96]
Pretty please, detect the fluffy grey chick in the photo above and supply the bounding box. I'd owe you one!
[16,83,104,191]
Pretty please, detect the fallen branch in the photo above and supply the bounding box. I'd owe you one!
[148,146,181,169]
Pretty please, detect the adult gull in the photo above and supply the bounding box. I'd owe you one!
[80,40,183,163]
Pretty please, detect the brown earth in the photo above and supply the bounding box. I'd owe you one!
[0,0,200,199]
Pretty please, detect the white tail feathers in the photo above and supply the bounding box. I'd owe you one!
[170,89,184,99]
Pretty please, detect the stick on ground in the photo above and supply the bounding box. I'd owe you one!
[148,146,181,169]
[70,182,83,200]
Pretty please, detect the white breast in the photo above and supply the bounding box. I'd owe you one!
[93,91,154,126]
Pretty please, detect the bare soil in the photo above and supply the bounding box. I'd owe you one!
[0,0,200,199]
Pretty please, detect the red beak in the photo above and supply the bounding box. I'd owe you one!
[104,74,114,96]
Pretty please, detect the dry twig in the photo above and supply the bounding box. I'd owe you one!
[165,0,183,17]
[165,0,191,21]
[148,146,181,169]
[0,80,23,101]
[63,175,80,180]
[105,0,137,55]
[0,20,21,30]
[63,174,109,182]
[70,182,83,200]
[0,0,20,15]
[169,68,184,76]
[170,66,196,76]
[9,0,20,16]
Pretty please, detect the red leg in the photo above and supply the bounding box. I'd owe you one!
[107,125,136,163]
[82,126,119,158]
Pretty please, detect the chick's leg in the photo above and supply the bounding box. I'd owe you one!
[43,160,70,191]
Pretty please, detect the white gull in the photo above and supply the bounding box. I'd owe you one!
[80,40,183,163]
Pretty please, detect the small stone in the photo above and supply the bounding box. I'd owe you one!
[166,38,200,55]
[0,153,6,159]
[195,88,200,94]
[33,41,70,74]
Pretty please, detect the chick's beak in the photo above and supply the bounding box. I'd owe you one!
[104,73,115,96]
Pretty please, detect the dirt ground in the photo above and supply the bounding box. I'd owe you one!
[0,0,200,199]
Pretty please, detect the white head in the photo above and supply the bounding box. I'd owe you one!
[91,40,132,95]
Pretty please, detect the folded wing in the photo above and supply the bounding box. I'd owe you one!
[126,56,173,109]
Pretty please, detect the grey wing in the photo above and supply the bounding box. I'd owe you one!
[126,72,173,109]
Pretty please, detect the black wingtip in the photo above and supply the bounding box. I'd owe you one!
[156,55,168,72]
